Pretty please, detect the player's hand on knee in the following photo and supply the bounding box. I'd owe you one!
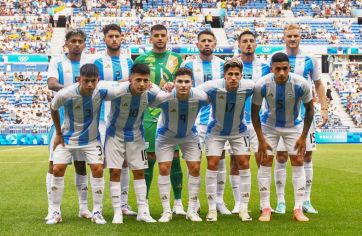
[53,133,65,150]
[258,139,272,163]
[294,136,306,157]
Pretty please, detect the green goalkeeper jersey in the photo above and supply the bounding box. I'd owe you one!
[135,50,183,122]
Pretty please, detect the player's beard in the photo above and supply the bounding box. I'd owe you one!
[200,49,213,56]
[243,51,253,56]
[154,43,166,51]
[106,44,121,52]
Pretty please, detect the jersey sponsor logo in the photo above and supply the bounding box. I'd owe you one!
[105,63,111,68]
[170,108,176,112]
[75,105,81,109]
[122,103,128,107]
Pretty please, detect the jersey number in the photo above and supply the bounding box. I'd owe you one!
[309,133,316,144]
[96,145,103,156]
[141,150,148,161]
[180,114,186,123]
[225,102,235,113]
[129,108,139,118]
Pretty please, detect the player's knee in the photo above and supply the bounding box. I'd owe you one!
[239,157,250,169]
[261,156,274,167]
[109,169,121,181]
[91,165,104,178]
[147,152,156,160]
[53,165,65,177]
[290,156,304,166]
[74,161,86,175]
[188,162,200,177]
[304,151,312,162]
[207,158,219,171]
[159,163,171,176]
[276,151,288,163]
[230,161,239,175]
[132,170,144,180]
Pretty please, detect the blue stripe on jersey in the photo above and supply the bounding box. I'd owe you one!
[126,58,133,75]
[94,59,104,80]
[124,96,141,142]
[262,65,270,75]
[147,92,157,103]
[275,84,286,127]
[71,61,80,83]
[260,84,269,124]
[294,85,304,125]
[57,62,64,85]
[289,56,296,72]
[79,96,93,145]
[303,57,310,79]
[176,101,189,138]
[157,102,169,136]
[202,61,213,83]
[48,125,55,146]
[64,99,74,144]
[111,56,121,81]
[221,92,236,136]
[206,89,218,133]
[107,97,121,137]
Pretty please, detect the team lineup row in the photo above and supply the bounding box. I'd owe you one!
[44,23,328,225]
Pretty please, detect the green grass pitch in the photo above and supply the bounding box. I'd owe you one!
[0,144,361,236]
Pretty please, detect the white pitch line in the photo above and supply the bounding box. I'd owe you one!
[0,161,47,164]
[0,146,35,152]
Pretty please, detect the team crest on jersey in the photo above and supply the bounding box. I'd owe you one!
[122,103,128,107]
[105,64,111,68]
[65,69,71,73]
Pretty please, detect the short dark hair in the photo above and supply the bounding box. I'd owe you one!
[65,29,86,41]
[174,67,193,80]
[103,24,122,35]
[271,52,289,64]
[224,58,243,73]
[237,30,256,42]
[197,30,216,40]
[80,64,99,78]
[131,63,151,75]
[150,24,167,34]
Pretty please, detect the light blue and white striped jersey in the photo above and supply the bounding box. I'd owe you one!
[47,54,87,123]
[197,79,254,136]
[47,54,88,86]
[154,88,209,138]
[51,81,130,145]
[270,49,320,84]
[252,73,313,128]
[181,55,224,125]
[106,84,161,142]
[234,57,270,124]
[92,53,133,122]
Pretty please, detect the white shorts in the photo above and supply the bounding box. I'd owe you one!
[156,133,201,163]
[276,122,316,152]
[196,124,207,151]
[262,125,302,156]
[99,121,106,147]
[48,125,84,162]
[205,133,250,156]
[104,135,148,170]
[247,124,258,152]
[53,140,104,165]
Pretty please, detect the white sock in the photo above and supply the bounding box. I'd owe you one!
[292,166,306,210]
[258,166,272,210]
[239,169,251,211]
[158,175,171,213]
[188,175,200,213]
[217,159,226,203]
[51,176,64,213]
[75,173,88,211]
[46,172,53,212]
[110,181,122,215]
[206,169,218,211]
[90,176,104,213]
[230,174,240,205]
[274,161,287,203]
[134,179,148,214]
[120,166,129,207]
[304,161,313,202]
